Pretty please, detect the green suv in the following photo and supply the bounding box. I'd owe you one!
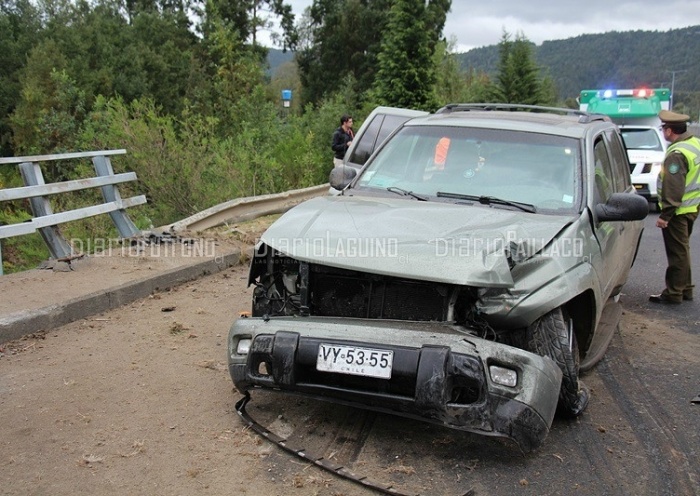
[227,104,648,451]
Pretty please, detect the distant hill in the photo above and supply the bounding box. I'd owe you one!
[266,48,294,73]
[268,25,700,113]
[457,25,700,102]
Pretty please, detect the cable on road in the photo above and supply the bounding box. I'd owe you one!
[235,393,472,496]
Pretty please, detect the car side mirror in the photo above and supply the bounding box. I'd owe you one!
[595,192,649,222]
[329,166,358,191]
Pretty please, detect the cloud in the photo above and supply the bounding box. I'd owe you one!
[445,1,700,52]
[276,0,699,53]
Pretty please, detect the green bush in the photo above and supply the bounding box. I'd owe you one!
[0,207,49,273]
[2,90,370,272]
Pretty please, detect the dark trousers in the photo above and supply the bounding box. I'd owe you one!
[662,212,698,300]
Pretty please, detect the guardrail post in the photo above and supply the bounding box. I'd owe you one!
[18,161,73,260]
[92,155,141,239]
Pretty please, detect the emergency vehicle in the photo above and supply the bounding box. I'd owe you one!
[579,88,671,209]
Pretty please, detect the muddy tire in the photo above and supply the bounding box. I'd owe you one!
[527,307,589,417]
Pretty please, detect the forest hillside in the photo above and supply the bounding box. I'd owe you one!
[455,25,700,112]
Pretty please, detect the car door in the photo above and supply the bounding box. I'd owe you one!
[604,128,643,290]
[591,133,625,299]
[344,107,429,169]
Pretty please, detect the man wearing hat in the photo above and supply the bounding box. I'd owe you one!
[649,110,700,304]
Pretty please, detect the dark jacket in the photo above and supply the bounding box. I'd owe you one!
[332,126,353,160]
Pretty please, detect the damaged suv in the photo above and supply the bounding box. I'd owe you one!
[227,104,648,452]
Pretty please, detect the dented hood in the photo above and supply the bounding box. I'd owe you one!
[261,196,576,287]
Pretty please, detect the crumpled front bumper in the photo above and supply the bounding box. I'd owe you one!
[227,316,562,452]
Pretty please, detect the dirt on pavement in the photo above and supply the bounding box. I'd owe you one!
[1,225,699,495]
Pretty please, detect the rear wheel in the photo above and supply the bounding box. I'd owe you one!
[527,307,589,417]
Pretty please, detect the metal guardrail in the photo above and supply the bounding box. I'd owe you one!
[0,150,145,275]
[163,184,330,233]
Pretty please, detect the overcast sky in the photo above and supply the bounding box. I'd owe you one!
[270,1,700,53]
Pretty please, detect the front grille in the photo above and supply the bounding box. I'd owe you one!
[310,267,449,321]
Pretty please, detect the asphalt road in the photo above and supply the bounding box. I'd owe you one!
[624,209,700,327]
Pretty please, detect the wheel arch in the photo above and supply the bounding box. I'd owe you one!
[560,289,596,361]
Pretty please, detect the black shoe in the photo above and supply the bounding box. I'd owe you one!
[683,294,693,301]
[649,294,682,304]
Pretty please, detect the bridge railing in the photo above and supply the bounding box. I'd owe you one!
[0,149,145,275]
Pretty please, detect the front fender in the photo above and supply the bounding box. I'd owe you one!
[478,260,602,329]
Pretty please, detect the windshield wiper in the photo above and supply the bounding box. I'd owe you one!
[386,186,428,201]
[436,191,536,213]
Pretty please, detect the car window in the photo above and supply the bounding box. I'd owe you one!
[355,126,581,212]
[347,115,383,166]
[593,137,614,203]
[606,130,632,192]
[620,128,664,152]
[347,114,415,167]
[376,115,411,149]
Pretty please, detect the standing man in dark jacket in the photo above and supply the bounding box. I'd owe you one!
[331,115,354,167]
[650,110,700,304]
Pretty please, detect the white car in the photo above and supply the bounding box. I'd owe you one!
[619,124,667,210]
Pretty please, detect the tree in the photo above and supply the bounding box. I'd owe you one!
[10,41,86,159]
[297,0,391,107]
[122,10,200,115]
[373,0,439,110]
[424,0,450,52]
[32,0,198,117]
[298,0,450,109]
[488,30,557,105]
[202,0,297,53]
[193,19,269,137]
[538,71,558,106]
[432,38,491,105]
[0,0,42,155]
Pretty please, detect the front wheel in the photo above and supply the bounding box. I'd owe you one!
[527,307,589,417]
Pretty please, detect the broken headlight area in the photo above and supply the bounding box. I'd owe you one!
[249,245,503,340]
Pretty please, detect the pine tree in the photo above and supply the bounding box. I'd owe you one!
[297,0,391,107]
[489,30,557,105]
[372,0,437,110]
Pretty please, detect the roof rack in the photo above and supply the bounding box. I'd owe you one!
[435,103,611,124]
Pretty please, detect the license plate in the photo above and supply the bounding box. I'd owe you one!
[316,343,393,379]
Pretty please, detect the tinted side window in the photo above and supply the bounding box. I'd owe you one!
[376,115,410,148]
[347,114,413,167]
[593,136,614,203]
[606,130,632,192]
[347,115,383,166]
